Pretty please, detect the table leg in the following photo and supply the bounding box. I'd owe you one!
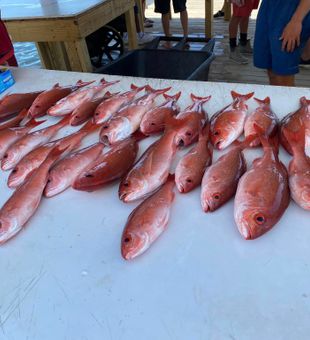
[36,42,53,70]
[64,39,92,72]
[125,7,138,50]
[136,0,144,33]
[36,42,71,71]
[205,0,214,39]
[224,1,232,21]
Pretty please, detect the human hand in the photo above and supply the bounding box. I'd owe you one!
[280,19,302,52]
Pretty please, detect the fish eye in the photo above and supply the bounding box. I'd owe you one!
[186,178,192,183]
[151,122,155,126]
[3,154,8,159]
[124,235,132,243]
[47,179,51,183]
[12,168,18,174]
[85,174,93,178]
[103,125,109,129]
[254,214,265,225]
[185,132,192,136]
[215,141,221,147]
[214,131,220,136]
[178,139,184,146]
[95,112,99,116]
[123,182,129,187]
[212,193,220,200]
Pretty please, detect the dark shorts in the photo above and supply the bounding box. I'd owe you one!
[154,0,187,14]
[254,0,310,75]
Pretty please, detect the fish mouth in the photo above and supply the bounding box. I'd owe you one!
[0,219,21,245]
[237,220,254,240]
[214,140,223,150]
[119,192,128,202]
[202,202,210,213]
[100,134,110,145]
[176,182,185,193]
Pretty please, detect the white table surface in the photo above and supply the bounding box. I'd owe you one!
[1,0,108,20]
[0,67,309,340]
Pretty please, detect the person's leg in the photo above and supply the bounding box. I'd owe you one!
[238,1,255,54]
[229,3,250,64]
[180,10,188,37]
[268,70,295,86]
[134,4,141,33]
[229,13,248,64]
[173,0,188,37]
[301,38,310,61]
[162,12,171,36]
[253,0,272,76]
[154,0,170,36]
[229,16,241,50]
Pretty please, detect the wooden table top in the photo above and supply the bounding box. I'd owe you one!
[0,0,110,20]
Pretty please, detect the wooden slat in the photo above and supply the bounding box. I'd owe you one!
[224,1,232,21]
[35,42,53,69]
[47,42,71,71]
[76,0,135,38]
[136,0,145,33]
[125,7,138,50]
[205,0,213,38]
[64,39,92,72]
[5,19,79,42]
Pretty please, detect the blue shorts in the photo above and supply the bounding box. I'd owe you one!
[254,0,310,75]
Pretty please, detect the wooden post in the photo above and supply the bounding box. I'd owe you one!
[136,0,144,33]
[47,42,71,71]
[64,39,92,72]
[36,42,53,70]
[205,0,214,39]
[125,7,138,50]
[224,1,232,21]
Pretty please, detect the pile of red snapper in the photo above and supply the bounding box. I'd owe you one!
[0,80,309,261]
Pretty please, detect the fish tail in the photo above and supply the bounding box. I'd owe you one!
[231,91,254,101]
[163,91,182,101]
[19,108,29,119]
[25,117,46,128]
[300,96,310,106]
[132,129,148,142]
[254,123,279,160]
[190,93,211,104]
[79,119,100,134]
[167,173,175,181]
[130,84,147,92]
[236,134,260,149]
[253,123,268,147]
[145,85,172,95]
[76,79,95,87]
[282,124,305,153]
[57,115,71,127]
[100,78,120,87]
[105,91,120,98]
[254,96,270,105]
[46,145,70,164]
[199,123,210,141]
[164,115,186,130]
